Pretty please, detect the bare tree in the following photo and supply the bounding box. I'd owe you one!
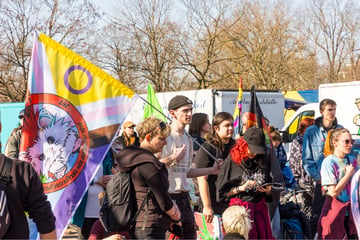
[0,0,101,102]
[95,24,140,91]
[107,0,182,93]
[224,0,316,90]
[344,7,360,81]
[305,0,360,83]
[176,0,234,89]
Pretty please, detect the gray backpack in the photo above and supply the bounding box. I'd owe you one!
[0,156,12,238]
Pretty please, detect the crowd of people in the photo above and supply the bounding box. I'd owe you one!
[2,95,360,239]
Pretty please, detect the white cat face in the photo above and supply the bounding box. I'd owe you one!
[27,108,80,180]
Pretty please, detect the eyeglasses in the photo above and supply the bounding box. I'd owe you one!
[149,121,167,135]
[342,139,355,145]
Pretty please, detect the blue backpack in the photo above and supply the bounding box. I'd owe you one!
[281,218,306,240]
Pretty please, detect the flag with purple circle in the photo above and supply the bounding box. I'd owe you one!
[20,31,137,239]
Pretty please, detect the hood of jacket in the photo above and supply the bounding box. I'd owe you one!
[115,145,163,172]
[314,117,339,130]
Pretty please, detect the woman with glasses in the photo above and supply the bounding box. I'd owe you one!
[317,128,359,239]
[115,117,181,239]
[216,127,274,239]
[194,112,235,222]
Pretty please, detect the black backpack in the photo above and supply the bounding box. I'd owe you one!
[99,168,150,232]
[0,156,12,238]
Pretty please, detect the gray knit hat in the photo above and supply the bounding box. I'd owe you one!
[168,95,193,111]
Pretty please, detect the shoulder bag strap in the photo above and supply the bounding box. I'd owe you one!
[129,164,151,229]
[131,189,151,230]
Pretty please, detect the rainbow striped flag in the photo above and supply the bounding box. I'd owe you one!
[20,32,137,238]
[233,78,243,135]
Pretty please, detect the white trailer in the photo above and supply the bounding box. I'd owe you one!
[125,89,285,129]
[281,81,360,153]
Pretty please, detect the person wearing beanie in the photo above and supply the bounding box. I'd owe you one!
[4,109,25,159]
[160,95,223,239]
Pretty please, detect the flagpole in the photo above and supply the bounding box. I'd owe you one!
[138,96,220,164]
[238,78,243,135]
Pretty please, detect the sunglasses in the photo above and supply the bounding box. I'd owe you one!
[342,139,355,145]
[149,121,167,135]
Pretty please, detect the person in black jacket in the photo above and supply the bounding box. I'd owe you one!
[194,112,235,222]
[116,117,181,239]
[1,154,56,239]
[217,127,274,240]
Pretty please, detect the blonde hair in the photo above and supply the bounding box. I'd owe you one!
[222,205,252,240]
[323,128,350,157]
[136,117,170,141]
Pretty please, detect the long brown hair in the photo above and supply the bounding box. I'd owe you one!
[206,112,233,150]
[189,113,209,137]
[269,126,281,141]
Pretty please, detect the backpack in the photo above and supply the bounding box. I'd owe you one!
[0,156,12,238]
[99,168,150,232]
[281,218,306,240]
[279,201,311,239]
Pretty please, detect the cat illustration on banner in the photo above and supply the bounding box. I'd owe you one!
[22,102,83,182]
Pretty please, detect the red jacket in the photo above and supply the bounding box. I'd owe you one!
[230,197,275,240]
[318,195,356,239]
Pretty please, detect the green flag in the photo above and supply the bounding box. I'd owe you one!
[143,83,166,121]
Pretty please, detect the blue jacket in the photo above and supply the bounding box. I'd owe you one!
[302,117,340,181]
[276,142,296,189]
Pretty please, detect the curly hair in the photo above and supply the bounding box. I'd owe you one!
[222,205,252,240]
[136,117,170,141]
[230,138,249,165]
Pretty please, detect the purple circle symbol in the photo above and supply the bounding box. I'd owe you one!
[64,65,93,94]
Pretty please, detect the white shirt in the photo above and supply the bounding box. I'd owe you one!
[162,129,193,193]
